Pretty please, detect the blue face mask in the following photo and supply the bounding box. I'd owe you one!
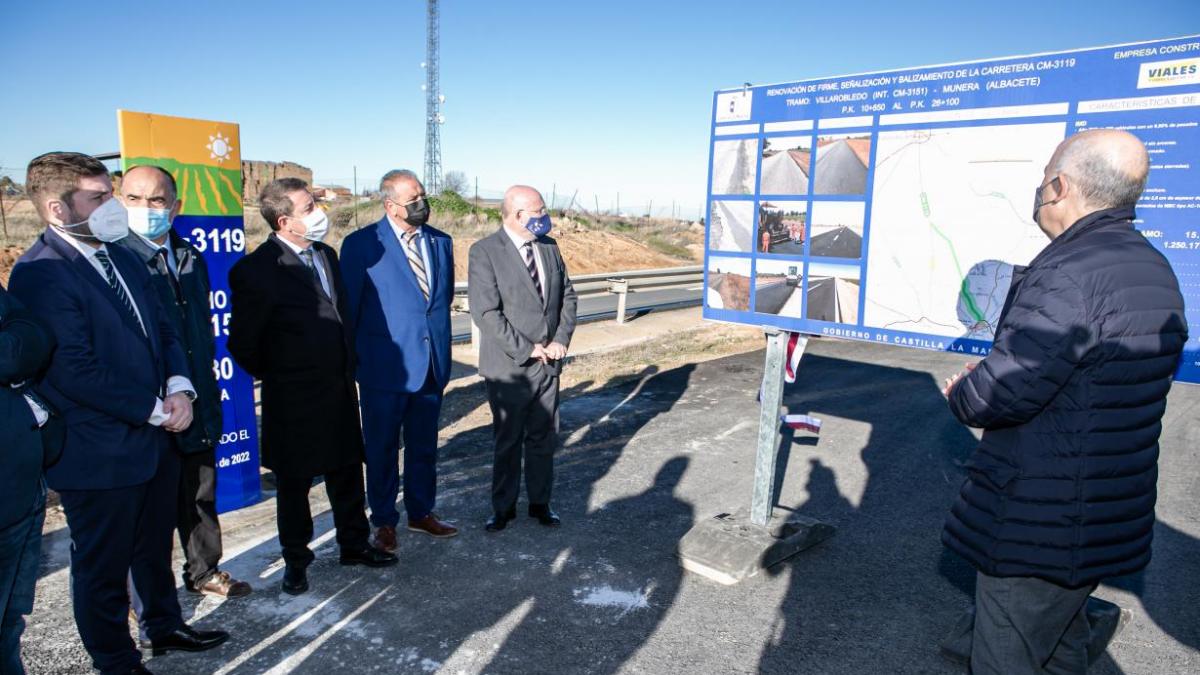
[128,207,174,240]
[524,213,552,238]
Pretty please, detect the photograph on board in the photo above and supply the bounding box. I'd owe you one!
[806,262,861,323]
[758,201,808,255]
[710,138,758,195]
[813,133,872,195]
[706,256,752,311]
[709,200,755,253]
[760,135,812,195]
[754,259,805,317]
[808,201,866,259]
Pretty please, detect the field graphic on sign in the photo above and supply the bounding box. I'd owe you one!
[862,122,1065,340]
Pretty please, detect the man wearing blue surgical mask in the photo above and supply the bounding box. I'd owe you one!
[228,178,396,596]
[469,185,577,532]
[115,166,252,611]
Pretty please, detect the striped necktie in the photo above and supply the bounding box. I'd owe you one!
[299,249,328,297]
[404,231,431,301]
[523,241,543,303]
[94,249,146,336]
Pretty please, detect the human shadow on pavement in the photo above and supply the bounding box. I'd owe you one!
[756,350,980,675]
[137,363,697,674]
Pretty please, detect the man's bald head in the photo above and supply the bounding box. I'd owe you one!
[1052,129,1149,211]
[122,164,178,202]
[501,185,547,242]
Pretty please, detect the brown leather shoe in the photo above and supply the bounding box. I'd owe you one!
[373,525,398,552]
[407,513,459,538]
[195,571,252,598]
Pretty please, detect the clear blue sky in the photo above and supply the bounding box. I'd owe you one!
[1,0,1197,218]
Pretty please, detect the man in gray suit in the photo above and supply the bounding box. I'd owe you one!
[469,185,577,532]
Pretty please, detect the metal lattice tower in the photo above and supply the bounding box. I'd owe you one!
[423,0,443,194]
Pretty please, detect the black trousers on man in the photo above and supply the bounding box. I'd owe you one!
[970,572,1096,675]
[177,451,223,589]
[486,368,560,515]
[275,464,371,569]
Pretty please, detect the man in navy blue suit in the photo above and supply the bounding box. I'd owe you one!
[9,153,227,675]
[341,169,458,551]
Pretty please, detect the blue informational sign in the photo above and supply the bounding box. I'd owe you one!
[177,214,261,512]
[703,34,1200,383]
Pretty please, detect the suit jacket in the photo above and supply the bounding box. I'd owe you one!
[340,217,453,392]
[0,286,56,528]
[114,231,222,454]
[468,229,577,380]
[227,234,363,477]
[9,230,189,491]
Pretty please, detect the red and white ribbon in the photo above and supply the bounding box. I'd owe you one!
[781,414,822,434]
[784,331,804,383]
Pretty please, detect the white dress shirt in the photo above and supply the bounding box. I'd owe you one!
[386,214,433,290]
[50,227,194,426]
[278,235,331,297]
[504,226,546,306]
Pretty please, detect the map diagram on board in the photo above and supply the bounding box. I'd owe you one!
[863,122,1066,340]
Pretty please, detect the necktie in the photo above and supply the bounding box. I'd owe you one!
[523,242,543,303]
[94,249,146,335]
[404,232,431,301]
[156,248,183,303]
[300,249,327,297]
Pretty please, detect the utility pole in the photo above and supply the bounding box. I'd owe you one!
[0,185,8,239]
[616,192,620,216]
[551,183,556,211]
[422,0,444,194]
[474,176,479,211]
[594,194,600,216]
[353,165,358,228]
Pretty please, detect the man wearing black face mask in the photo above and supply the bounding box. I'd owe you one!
[341,170,458,552]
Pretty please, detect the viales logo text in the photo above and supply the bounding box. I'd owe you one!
[1138,58,1200,89]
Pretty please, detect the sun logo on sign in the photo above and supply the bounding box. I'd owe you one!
[206,132,234,161]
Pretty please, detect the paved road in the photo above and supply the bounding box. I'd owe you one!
[452,286,704,339]
[23,338,1199,674]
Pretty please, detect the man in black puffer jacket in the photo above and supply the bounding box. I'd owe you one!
[941,128,1187,675]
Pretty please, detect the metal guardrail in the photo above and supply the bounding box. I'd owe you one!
[453,265,703,297]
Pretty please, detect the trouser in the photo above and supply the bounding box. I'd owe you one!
[0,484,45,675]
[130,449,223,640]
[58,449,184,674]
[485,367,560,515]
[275,464,370,569]
[177,450,223,589]
[360,368,444,528]
[971,571,1096,675]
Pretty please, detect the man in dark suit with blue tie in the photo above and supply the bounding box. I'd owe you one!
[9,153,227,674]
[341,169,458,552]
[0,283,56,675]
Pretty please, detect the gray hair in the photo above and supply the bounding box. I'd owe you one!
[1053,137,1148,210]
[379,170,421,201]
[260,177,308,231]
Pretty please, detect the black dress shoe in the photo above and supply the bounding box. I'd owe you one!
[529,504,561,527]
[282,565,308,595]
[127,666,154,674]
[339,546,399,567]
[140,624,229,655]
[485,508,517,532]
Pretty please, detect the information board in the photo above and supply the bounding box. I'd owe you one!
[703,35,1200,383]
[117,110,262,511]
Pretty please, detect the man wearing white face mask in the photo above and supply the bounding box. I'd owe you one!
[228,178,396,595]
[115,165,252,608]
[10,152,228,674]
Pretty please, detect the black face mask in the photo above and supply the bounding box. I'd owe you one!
[1032,176,1061,225]
[403,197,430,228]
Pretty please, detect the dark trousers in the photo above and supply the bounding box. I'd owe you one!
[971,572,1095,675]
[176,450,222,589]
[58,448,183,675]
[0,484,45,675]
[485,368,560,515]
[275,464,370,569]
[360,369,444,528]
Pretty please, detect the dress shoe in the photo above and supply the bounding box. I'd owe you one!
[281,565,308,595]
[127,665,154,674]
[529,504,561,527]
[339,546,399,567]
[373,525,398,552]
[408,513,459,538]
[485,508,517,532]
[140,624,229,655]
[192,570,252,598]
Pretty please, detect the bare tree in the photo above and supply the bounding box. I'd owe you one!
[442,170,468,195]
